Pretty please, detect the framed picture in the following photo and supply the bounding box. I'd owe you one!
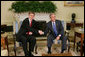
[64,1,84,6]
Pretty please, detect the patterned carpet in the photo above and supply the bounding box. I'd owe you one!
[1,37,82,56]
[42,53,72,56]
[8,44,80,56]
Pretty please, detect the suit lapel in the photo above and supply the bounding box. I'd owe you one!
[55,20,58,31]
[50,21,54,32]
[32,20,34,27]
[50,21,58,32]
[50,20,58,35]
[27,18,30,26]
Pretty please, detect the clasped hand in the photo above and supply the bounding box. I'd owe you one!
[38,30,44,35]
[26,30,44,35]
[26,32,33,35]
[56,36,60,40]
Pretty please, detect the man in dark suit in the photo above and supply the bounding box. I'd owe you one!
[16,12,39,56]
[39,13,67,54]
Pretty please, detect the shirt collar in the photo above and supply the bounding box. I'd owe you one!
[29,18,33,23]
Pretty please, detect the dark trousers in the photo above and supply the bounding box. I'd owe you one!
[20,35,36,56]
[47,34,67,51]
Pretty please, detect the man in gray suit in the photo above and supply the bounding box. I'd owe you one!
[39,13,67,54]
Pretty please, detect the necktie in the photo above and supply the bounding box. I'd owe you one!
[52,22,58,36]
[27,20,32,35]
[30,21,32,27]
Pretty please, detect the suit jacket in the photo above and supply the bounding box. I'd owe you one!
[44,20,64,39]
[16,18,39,41]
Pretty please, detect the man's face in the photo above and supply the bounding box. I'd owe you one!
[50,14,56,22]
[29,13,35,20]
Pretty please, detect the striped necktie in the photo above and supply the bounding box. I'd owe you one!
[52,22,58,36]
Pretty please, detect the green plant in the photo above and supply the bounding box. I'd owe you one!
[9,1,57,13]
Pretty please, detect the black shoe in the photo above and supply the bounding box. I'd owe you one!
[25,52,29,56]
[31,53,34,56]
[61,49,66,53]
[47,51,51,54]
[25,53,29,56]
[25,54,29,56]
[28,52,34,56]
[30,53,34,56]
[48,47,51,54]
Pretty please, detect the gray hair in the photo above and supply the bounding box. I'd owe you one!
[49,13,56,18]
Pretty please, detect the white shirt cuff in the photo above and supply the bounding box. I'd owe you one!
[59,34,61,37]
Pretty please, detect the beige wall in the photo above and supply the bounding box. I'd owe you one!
[1,1,84,25]
[53,1,84,23]
[1,1,15,25]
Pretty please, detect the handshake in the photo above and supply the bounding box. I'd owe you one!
[38,30,44,35]
[26,30,44,35]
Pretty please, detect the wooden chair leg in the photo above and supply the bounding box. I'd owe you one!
[14,41,16,56]
[14,46,16,56]
[35,44,37,54]
[68,45,70,52]
[1,38,6,49]
[5,37,9,56]
[14,43,16,56]
[13,35,16,56]
[76,44,78,52]
[67,39,70,52]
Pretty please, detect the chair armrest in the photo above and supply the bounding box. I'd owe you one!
[13,34,16,39]
[65,30,70,37]
[65,30,69,33]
